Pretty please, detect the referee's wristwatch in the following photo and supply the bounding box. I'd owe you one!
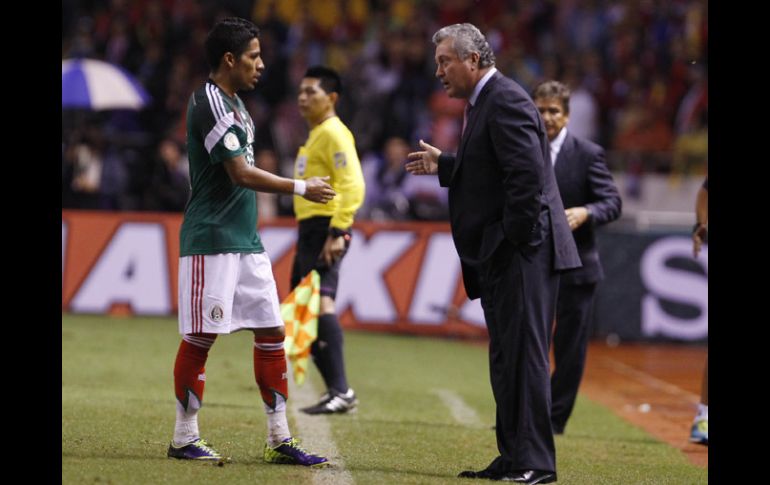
[329,227,352,242]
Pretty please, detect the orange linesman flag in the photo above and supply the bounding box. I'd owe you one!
[281,270,320,385]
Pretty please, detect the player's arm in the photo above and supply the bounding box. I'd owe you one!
[223,155,336,204]
[692,180,708,258]
[190,92,334,203]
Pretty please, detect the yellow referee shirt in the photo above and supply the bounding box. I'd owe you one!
[293,116,365,229]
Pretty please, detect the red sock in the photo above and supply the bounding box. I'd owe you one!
[174,334,216,411]
[253,336,288,409]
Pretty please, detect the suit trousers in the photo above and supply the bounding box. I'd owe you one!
[479,235,559,473]
[550,281,597,432]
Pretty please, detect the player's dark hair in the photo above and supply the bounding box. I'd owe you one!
[533,80,571,115]
[304,66,343,96]
[205,17,260,71]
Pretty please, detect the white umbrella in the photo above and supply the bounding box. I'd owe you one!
[62,58,151,110]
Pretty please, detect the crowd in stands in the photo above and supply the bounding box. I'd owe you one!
[62,0,708,219]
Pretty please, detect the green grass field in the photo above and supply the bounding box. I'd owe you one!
[62,314,706,484]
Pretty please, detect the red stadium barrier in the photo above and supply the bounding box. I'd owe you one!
[61,210,488,338]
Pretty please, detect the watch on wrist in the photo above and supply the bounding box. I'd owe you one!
[329,227,352,241]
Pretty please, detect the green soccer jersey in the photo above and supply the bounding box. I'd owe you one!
[179,80,264,256]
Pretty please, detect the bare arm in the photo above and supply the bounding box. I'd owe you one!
[692,185,708,257]
[222,155,336,203]
[695,185,708,227]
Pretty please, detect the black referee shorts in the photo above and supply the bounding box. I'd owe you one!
[290,216,350,299]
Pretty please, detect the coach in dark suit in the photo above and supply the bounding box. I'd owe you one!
[533,81,622,435]
[406,24,580,484]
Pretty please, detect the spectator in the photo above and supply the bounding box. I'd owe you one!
[361,136,411,220]
[144,138,190,212]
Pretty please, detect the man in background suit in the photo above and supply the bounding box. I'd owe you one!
[533,81,622,435]
[406,24,580,484]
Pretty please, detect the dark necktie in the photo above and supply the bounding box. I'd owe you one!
[461,102,473,137]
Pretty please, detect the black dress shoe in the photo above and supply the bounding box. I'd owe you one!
[458,468,503,479]
[458,456,509,479]
[500,469,556,484]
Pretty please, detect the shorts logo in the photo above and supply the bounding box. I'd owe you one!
[224,132,239,150]
[210,304,224,322]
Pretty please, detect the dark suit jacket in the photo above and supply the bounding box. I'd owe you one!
[437,71,581,299]
[554,132,622,285]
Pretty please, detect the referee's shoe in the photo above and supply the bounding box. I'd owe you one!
[301,389,358,415]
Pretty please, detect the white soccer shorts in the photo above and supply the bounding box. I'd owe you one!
[178,252,284,335]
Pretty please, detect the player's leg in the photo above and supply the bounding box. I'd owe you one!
[168,333,222,460]
[234,252,328,466]
[689,356,708,445]
[168,254,237,461]
[252,325,290,446]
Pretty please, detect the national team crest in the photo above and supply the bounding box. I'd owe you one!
[210,304,224,322]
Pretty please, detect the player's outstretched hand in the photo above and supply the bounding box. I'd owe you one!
[303,176,336,204]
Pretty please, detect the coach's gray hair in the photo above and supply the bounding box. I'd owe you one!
[432,23,496,68]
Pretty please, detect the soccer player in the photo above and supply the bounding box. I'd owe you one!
[167,17,335,466]
[689,176,708,445]
[291,66,365,415]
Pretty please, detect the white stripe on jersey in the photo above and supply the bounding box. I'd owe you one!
[208,83,246,134]
[206,83,225,119]
[203,84,238,154]
[206,82,245,134]
[204,112,236,154]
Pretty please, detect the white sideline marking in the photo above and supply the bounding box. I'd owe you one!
[601,357,700,403]
[288,374,354,485]
[432,388,481,426]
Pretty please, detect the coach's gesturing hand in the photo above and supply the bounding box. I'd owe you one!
[405,139,441,176]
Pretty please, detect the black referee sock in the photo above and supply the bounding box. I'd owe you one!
[311,313,349,395]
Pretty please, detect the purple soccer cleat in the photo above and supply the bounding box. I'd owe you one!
[263,437,329,467]
[167,438,222,461]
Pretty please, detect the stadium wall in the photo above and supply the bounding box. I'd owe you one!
[61,210,707,342]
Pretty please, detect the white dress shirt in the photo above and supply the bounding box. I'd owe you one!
[549,127,568,167]
[469,67,498,107]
